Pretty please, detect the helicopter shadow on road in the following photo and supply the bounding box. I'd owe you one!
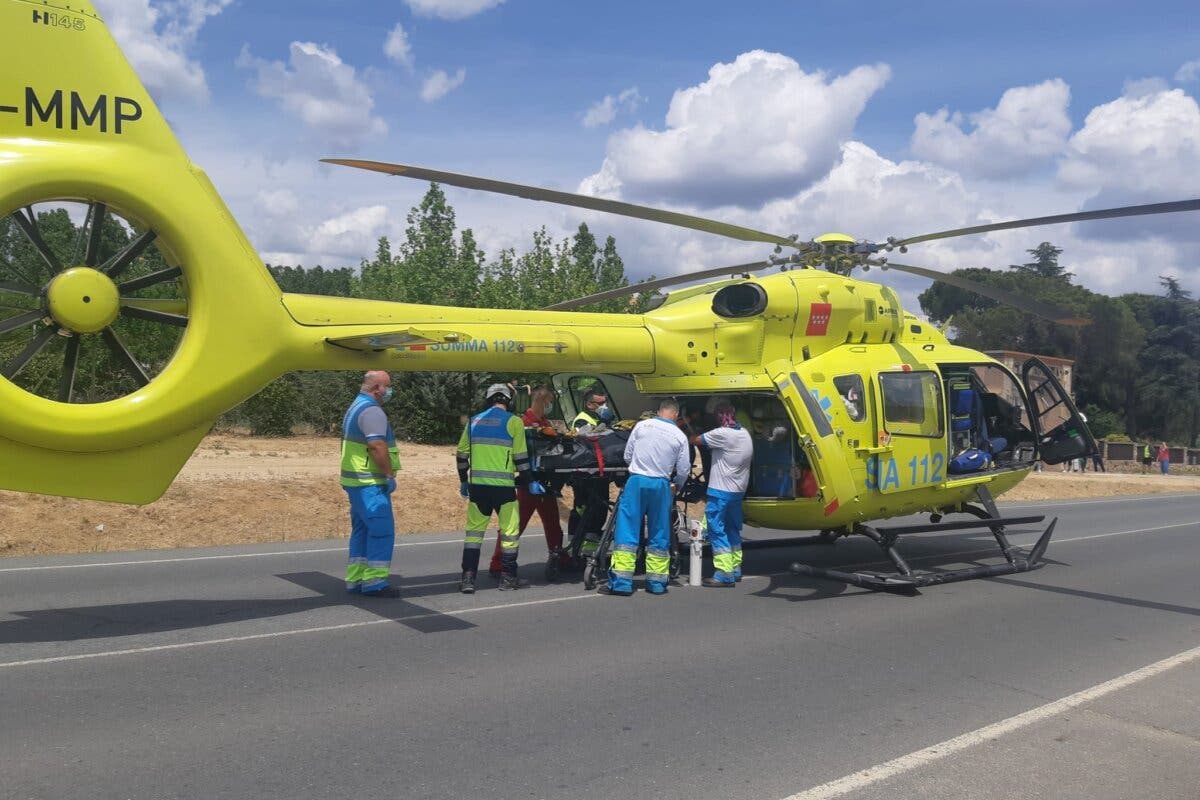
[0,570,479,645]
[739,527,1072,603]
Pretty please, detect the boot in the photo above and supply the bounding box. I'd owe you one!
[544,550,561,582]
[498,573,530,591]
[459,570,477,594]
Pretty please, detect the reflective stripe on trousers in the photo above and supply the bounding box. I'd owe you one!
[608,473,672,594]
[706,490,744,583]
[344,485,395,591]
[463,498,520,574]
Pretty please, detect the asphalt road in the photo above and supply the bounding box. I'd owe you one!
[2,493,1198,800]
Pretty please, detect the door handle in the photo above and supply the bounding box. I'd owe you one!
[855,445,893,456]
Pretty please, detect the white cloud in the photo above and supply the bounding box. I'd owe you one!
[236,41,387,146]
[911,79,1071,179]
[307,205,392,257]
[420,68,467,101]
[256,188,300,217]
[1174,59,1200,82]
[384,22,414,69]
[1122,77,1169,98]
[582,87,644,128]
[403,0,504,20]
[579,51,890,207]
[97,0,232,102]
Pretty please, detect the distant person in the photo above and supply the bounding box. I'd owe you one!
[600,398,690,596]
[1158,442,1170,475]
[340,371,400,598]
[1141,443,1154,473]
[1090,450,1106,473]
[690,402,753,586]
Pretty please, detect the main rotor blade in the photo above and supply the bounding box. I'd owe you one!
[323,159,799,248]
[84,202,107,267]
[544,261,770,311]
[883,261,1090,326]
[891,198,1200,248]
[9,209,63,275]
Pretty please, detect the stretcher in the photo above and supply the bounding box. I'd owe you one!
[526,430,704,589]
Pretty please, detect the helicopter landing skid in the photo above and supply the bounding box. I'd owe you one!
[790,487,1057,593]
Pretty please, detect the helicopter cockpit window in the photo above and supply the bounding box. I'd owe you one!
[833,375,866,422]
[566,376,618,421]
[880,371,943,438]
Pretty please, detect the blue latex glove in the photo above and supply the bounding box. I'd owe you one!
[460,481,470,499]
[385,477,397,494]
[528,481,546,496]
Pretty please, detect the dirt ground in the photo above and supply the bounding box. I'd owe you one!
[1,434,1197,558]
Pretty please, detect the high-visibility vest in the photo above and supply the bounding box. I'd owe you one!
[458,406,529,487]
[340,393,400,487]
[572,410,599,430]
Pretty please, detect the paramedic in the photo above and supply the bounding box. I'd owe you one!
[601,399,690,596]
[690,402,753,586]
[567,388,613,564]
[487,385,571,580]
[457,384,544,593]
[340,371,401,598]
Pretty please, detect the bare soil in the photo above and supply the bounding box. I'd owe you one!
[1,435,1196,558]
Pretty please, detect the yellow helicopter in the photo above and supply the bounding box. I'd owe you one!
[2,0,1198,588]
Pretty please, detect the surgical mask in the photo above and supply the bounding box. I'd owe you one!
[381,387,394,403]
[597,405,615,423]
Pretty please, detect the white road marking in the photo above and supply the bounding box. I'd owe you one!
[0,592,601,669]
[781,643,1200,800]
[0,539,459,573]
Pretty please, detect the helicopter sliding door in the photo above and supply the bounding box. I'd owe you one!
[767,360,860,518]
[1021,357,1097,464]
[871,370,947,494]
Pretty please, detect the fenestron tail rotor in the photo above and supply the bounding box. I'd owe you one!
[0,201,189,404]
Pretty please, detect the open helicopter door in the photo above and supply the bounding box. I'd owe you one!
[767,360,859,518]
[1021,357,1097,465]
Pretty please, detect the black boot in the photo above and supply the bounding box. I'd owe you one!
[459,571,477,594]
[498,573,530,591]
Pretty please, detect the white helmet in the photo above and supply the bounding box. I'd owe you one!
[485,383,513,402]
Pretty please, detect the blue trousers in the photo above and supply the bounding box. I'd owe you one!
[344,485,395,593]
[706,489,744,584]
[608,473,672,594]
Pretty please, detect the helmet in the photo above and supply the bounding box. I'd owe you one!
[485,383,514,403]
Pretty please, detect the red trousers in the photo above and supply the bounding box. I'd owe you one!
[489,487,566,571]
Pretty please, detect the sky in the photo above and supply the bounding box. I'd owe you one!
[95,0,1200,309]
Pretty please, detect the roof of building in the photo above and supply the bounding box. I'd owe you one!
[985,350,1075,367]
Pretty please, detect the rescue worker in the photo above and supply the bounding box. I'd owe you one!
[567,387,614,565]
[600,398,690,596]
[689,402,753,586]
[457,383,544,593]
[487,385,571,580]
[340,371,401,598]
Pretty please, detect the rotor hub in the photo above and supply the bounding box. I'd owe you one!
[46,267,120,334]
